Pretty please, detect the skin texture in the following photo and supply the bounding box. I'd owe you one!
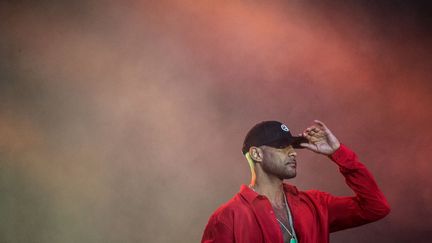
[300,120,341,155]
[260,145,298,180]
[249,120,340,207]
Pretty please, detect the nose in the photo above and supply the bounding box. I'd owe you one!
[283,146,297,157]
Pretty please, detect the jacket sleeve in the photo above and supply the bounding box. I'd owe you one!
[321,144,391,232]
[201,214,234,243]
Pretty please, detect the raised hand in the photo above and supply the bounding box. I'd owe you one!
[300,120,341,155]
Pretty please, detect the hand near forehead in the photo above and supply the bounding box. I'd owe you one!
[300,120,341,155]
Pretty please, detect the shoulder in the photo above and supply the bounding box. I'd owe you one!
[283,183,330,204]
[302,189,331,201]
[208,193,247,222]
[203,193,249,234]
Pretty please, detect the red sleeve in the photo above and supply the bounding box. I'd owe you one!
[201,214,234,243]
[322,144,391,232]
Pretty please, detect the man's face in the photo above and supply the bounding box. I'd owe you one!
[260,145,298,180]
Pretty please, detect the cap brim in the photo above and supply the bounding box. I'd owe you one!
[266,136,308,149]
[291,136,309,149]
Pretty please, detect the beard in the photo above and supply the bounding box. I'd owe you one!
[261,160,297,180]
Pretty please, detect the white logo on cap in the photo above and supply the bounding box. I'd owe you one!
[281,124,289,132]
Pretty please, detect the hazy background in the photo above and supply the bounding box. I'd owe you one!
[1,0,431,242]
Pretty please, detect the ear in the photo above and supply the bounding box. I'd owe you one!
[249,146,263,162]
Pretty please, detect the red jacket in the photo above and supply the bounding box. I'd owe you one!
[201,145,391,243]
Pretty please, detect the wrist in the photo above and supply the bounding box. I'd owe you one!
[332,142,341,154]
[328,143,343,158]
[324,143,341,156]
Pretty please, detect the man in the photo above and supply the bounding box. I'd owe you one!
[201,120,390,243]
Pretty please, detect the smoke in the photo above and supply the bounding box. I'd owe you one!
[1,0,431,242]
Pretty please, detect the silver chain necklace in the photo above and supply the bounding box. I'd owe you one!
[249,185,298,243]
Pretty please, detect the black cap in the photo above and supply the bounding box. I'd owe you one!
[242,121,308,155]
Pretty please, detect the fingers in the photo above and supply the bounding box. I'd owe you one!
[303,120,330,135]
[314,120,330,132]
[300,143,318,152]
[303,127,317,134]
[303,126,325,137]
[302,128,313,138]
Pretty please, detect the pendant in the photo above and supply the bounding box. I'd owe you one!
[290,238,297,243]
